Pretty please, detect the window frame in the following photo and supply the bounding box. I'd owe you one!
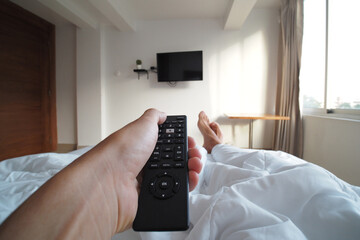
[302,0,360,120]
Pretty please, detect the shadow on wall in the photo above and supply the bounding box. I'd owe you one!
[215,116,250,148]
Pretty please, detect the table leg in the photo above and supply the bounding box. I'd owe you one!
[249,119,253,149]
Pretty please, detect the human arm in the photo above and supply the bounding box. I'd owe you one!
[0,108,202,239]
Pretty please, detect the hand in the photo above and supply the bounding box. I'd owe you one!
[90,109,202,232]
[0,108,202,239]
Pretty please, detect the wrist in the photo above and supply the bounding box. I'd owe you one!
[85,137,139,233]
[65,151,121,237]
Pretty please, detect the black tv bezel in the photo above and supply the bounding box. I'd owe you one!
[156,50,203,82]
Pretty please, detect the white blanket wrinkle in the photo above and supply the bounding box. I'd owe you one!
[140,145,360,240]
[0,145,359,240]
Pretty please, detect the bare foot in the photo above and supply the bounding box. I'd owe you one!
[197,111,224,153]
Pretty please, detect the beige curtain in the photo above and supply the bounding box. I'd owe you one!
[273,0,303,158]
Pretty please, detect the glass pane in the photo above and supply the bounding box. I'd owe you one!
[300,0,326,109]
[327,0,360,109]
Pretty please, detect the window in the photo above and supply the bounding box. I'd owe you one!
[301,0,360,114]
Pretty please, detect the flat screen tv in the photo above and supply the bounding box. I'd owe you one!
[157,51,203,82]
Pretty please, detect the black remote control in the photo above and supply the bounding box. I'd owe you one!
[133,115,189,231]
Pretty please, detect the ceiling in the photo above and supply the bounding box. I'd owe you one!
[10,0,281,31]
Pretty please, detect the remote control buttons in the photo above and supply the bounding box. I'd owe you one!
[158,178,171,190]
[161,163,172,168]
[149,172,181,199]
[162,145,173,152]
[147,116,186,199]
[166,128,175,134]
[149,163,159,169]
[173,179,180,193]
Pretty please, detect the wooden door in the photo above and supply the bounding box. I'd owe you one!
[0,0,57,161]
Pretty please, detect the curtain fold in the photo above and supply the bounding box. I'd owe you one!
[273,0,304,158]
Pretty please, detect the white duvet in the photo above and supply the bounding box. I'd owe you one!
[1,145,359,239]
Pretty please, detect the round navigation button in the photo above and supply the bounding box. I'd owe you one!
[158,178,171,190]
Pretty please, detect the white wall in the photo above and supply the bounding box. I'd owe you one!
[56,9,280,149]
[56,24,77,144]
[303,116,360,185]
[76,28,103,146]
[101,9,280,148]
[54,9,360,187]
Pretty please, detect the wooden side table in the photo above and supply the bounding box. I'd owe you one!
[226,114,290,149]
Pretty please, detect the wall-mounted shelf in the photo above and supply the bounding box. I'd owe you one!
[133,69,148,79]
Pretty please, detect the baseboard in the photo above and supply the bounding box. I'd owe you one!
[76,145,91,150]
[56,144,77,153]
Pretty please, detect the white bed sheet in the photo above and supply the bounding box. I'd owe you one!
[1,145,359,240]
[140,144,360,240]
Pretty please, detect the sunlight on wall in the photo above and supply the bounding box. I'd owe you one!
[217,41,243,114]
[55,7,280,147]
[241,30,268,113]
[212,30,268,115]
[72,9,280,148]
[207,27,276,148]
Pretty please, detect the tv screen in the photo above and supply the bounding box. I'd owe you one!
[157,51,203,82]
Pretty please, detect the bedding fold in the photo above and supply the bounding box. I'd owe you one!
[1,145,359,239]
